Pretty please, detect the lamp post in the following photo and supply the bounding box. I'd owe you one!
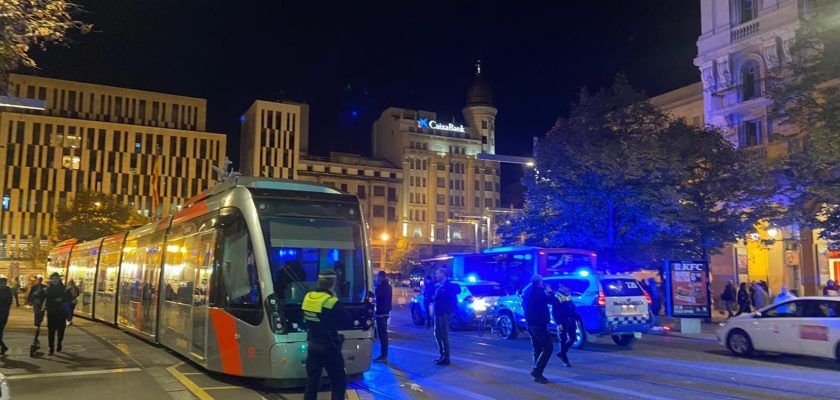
[381,232,390,271]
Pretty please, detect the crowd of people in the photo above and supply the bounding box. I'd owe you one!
[0,272,81,358]
[719,280,802,317]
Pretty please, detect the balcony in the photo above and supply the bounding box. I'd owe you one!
[740,138,800,161]
[731,20,760,43]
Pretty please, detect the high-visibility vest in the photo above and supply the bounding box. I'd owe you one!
[555,292,572,303]
[302,291,339,323]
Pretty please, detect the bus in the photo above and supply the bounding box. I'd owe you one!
[420,246,597,293]
[48,177,375,385]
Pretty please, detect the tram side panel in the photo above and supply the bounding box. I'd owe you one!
[66,239,103,319]
[117,226,165,339]
[94,232,127,325]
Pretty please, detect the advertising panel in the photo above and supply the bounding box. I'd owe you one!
[666,260,711,318]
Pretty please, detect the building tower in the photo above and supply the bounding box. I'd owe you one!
[462,61,498,155]
[239,100,310,179]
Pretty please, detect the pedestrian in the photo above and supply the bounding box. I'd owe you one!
[66,279,80,325]
[523,274,553,383]
[45,272,71,355]
[0,276,13,355]
[431,268,458,366]
[28,276,46,346]
[11,278,20,308]
[645,278,662,325]
[552,282,576,368]
[824,280,839,297]
[422,275,435,328]
[734,282,752,316]
[302,269,352,400]
[752,282,769,309]
[373,270,392,362]
[774,285,795,304]
[720,280,736,318]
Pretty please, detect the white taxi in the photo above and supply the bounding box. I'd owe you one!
[717,296,840,361]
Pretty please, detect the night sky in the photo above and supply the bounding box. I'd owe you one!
[23,0,700,205]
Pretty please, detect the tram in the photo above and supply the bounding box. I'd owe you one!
[47,177,375,384]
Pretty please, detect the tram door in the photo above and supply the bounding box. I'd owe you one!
[190,227,216,360]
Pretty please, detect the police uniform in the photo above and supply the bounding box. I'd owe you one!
[302,270,352,400]
[553,291,577,366]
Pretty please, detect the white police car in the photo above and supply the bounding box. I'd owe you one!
[718,297,840,361]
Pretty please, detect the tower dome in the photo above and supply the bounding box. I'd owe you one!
[466,61,493,107]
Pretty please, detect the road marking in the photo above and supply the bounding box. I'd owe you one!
[166,362,214,400]
[389,345,674,400]
[6,367,143,381]
[346,390,361,400]
[203,386,241,390]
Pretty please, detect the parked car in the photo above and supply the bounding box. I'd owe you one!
[410,280,507,330]
[718,297,840,361]
[495,272,652,347]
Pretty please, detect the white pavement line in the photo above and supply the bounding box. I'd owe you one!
[369,363,495,400]
[389,345,674,400]
[6,367,143,381]
[605,352,840,388]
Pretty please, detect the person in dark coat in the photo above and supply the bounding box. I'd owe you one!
[45,273,71,355]
[734,282,752,316]
[431,268,459,365]
[523,274,553,383]
[552,282,577,367]
[720,280,736,318]
[422,275,435,328]
[373,271,392,362]
[0,277,13,355]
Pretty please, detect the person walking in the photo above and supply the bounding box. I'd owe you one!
[302,269,352,400]
[373,270,392,362]
[734,282,751,316]
[11,278,20,308]
[720,280,736,318]
[645,278,662,326]
[523,274,553,383]
[66,279,81,325]
[45,273,71,355]
[824,280,839,297]
[0,277,13,355]
[422,275,435,328]
[752,282,769,309]
[431,268,458,366]
[552,282,576,368]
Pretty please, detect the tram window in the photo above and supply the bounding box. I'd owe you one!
[213,210,262,326]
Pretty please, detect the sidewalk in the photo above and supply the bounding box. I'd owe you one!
[648,314,726,342]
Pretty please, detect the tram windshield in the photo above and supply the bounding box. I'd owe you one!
[260,215,367,305]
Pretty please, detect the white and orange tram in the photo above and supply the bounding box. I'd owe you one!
[47,177,375,384]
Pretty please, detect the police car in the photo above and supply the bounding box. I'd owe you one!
[410,278,507,330]
[495,273,652,347]
[718,297,840,361]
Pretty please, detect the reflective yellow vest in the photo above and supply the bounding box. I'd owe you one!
[302,291,339,323]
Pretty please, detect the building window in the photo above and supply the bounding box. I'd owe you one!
[387,187,397,201]
[357,185,366,199]
[412,228,422,238]
[437,163,445,171]
[741,61,761,101]
[481,120,488,129]
[437,177,445,188]
[739,120,763,147]
[387,207,397,221]
[436,194,445,205]
[738,0,756,23]
[373,205,385,218]
[340,183,348,192]
[373,186,385,196]
[437,212,446,223]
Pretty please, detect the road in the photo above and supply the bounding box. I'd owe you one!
[3,288,840,399]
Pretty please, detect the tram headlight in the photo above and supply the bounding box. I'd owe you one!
[275,322,283,331]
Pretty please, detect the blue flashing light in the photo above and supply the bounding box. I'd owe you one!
[466,274,478,283]
[278,248,298,258]
[578,270,591,277]
[239,115,246,123]
[351,110,358,118]
[329,249,340,263]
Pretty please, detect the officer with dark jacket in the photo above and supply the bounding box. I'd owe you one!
[373,271,392,362]
[0,277,13,355]
[302,269,352,400]
[422,275,435,328]
[431,268,459,365]
[552,282,577,367]
[45,272,71,355]
[522,274,553,383]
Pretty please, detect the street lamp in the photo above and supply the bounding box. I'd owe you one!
[380,232,389,271]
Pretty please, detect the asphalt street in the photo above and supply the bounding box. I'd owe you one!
[2,288,840,399]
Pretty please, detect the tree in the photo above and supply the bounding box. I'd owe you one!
[18,239,50,270]
[499,76,773,270]
[769,0,840,241]
[0,0,91,90]
[54,190,146,241]
[388,237,420,274]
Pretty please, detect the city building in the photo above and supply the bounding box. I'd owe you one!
[238,100,309,180]
[649,82,705,127]
[297,152,403,270]
[371,67,502,258]
[690,0,828,296]
[0,74,226,277]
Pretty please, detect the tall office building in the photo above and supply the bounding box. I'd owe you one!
[0,74,226,275]
[372,68,502,257]
[239,100,309,180]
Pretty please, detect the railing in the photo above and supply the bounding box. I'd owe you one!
[731,20,760,42]
[740,138,800,161]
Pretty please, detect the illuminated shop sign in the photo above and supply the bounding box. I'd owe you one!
[417,118,466,133]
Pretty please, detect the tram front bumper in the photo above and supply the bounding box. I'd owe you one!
[269,333,373,380]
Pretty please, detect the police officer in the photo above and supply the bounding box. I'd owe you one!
[373,271,392,362]
[302,269,352,400]
[552,282,577,367]
[432,267,458,365]
[523,274,553,383]
[0,276,13,355]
